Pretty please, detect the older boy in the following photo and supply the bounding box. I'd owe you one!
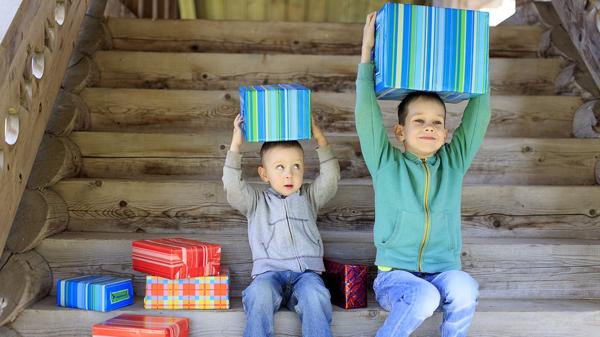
[222,114,340,337]
[356,12,491,337]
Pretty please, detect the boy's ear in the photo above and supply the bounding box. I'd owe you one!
[257,165,269,183]
[394,124,405,142]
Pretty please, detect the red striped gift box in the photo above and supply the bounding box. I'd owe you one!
[92,314,189,337]
[323,259,368,309]
[132,238,221,279]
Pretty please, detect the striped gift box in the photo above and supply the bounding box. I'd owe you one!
[374,3,489,103]
[323,259,368,309]
[92,314,189,337]
[56,275,134,312]
[132,238,221,279]
[144,271,229,310]
[239,84,311,142]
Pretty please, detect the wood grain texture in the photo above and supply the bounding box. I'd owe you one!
[27,135,82,189]
[93,51,563,94]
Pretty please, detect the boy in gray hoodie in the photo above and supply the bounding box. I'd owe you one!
[222,114,340,337]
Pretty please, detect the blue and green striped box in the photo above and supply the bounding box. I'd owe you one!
[374,3,489,103]
[56,275,134,312]
[239,84,311,142]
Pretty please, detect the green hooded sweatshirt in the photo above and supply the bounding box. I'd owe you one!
[354,63,491,273]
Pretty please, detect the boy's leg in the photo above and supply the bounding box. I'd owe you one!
[374,270,441,337]
[427,270,479,337]
[287,271,333,337]
[242,271,287,337]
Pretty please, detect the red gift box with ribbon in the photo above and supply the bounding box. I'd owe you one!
[92,314,189,337]
[323,258,368,309]
[132,238,221,279]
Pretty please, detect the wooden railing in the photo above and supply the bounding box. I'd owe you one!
[0,0,88,256]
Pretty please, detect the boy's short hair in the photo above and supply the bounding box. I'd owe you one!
[397,91,447,125]
[260,141,304,163]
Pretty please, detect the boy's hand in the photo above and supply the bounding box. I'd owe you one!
[361,12,377,64]
[230,113,244,152]
[312,116,328,148]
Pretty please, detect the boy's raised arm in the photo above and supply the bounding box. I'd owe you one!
[446,92,491,173]
[355,12,395,174]
[307,118,340,211]
[222,114,257,216]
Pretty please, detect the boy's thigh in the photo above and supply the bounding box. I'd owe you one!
[374,270,440,312]
[243,271,287,306]
[287,271,331,310]
[427,270,479,302]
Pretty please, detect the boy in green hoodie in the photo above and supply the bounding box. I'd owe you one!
[356,12,491,337]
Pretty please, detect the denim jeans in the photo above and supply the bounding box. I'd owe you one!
[242,270,333,337]
[373,269,479,337]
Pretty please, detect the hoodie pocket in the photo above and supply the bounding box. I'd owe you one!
[379,211,422,251]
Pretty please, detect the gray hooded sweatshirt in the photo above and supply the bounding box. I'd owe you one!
[222,145,340,277]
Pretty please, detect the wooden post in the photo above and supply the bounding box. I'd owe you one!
[6,189,68,253]
[27,135,82,189]
[45,91,90,136]
[0,251,52,325]
[573,100,600,138]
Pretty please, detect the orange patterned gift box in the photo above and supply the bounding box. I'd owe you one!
[144,271,229,310]
[92,314,189,337]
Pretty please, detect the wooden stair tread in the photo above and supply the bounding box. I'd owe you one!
[38,232,600,300]
[93,51,563,94]
[12,296,600,337]
[82,88,581,137]
[107,18,544,57]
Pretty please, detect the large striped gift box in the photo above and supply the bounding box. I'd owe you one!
[132,238,221,279]
[322,259,368,309]
[239,84,311,142]
[144,271,229,310]
[92,314,189,337]
[374,3,489,103]
[56,275,134,312]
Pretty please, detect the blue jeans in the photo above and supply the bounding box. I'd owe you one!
[242,270,333,337]
[373,269,479,337]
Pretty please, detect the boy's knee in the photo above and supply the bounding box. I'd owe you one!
[391,282,440,318]
[444,271,479,307]
[243,279,282,311]
[295,283,332,315]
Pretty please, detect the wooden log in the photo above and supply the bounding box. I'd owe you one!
[36,232,600,299]
[0,327,22,337]
[0,251,52,325]
[46,91,90,135]
[6,189,68,253]
[51,179,600,234]
[555,63,600,98]
[71,132,600,185]
[74,15,112,58]
[551,0,600,92]
[573,100,600,138]
[93,51,563,94]
[12,296,600,337]
[63,55,100,93]
[27,135,82,189]
[82,88,581,137]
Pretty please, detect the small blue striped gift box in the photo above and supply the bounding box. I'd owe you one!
[239,84,311,142]
[56,275,134,312]
[374,3,489,103]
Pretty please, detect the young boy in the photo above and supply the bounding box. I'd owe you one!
[222,114,340,337]
[356,13,491,337]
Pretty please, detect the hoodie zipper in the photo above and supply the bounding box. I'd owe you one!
[283,198,303,270]
[417,158,431,272]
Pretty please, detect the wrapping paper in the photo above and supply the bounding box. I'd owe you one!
[92,314,189,337]
[323,259,368,309]
[56,275,134,312]
[144,271,229,310]
[239,84,311,142]
[374,3,489,103]
[132,238,221,279]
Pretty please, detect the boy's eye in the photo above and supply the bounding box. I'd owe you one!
[276,165,284,171]
[434,121,443,125]
[414,119,424,123]
[293,164,301,170]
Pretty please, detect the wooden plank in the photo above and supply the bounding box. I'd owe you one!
[224,0,246,20]
[107,18,544,56]
[287,0,306,21]
[199,0,225,20]
[82,88,581,137]
[35,232,600,299]
[267,0,287,21]
[52,179,600,236]
[13,296,600,337]
[94,51,563,94]
[71,131,600,185]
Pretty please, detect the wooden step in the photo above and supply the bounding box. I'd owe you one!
[94,51,563,94]
[81,88,582,138]
[107,18,544,58]
[37,232,600,299]
[11,296,600,337]
[52,178,600,239]
[71,131,600,185]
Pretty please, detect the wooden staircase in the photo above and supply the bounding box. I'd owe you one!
[8,12,600,337]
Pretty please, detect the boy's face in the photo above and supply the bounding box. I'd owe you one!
[394,98,448,159]
[258,146,304,197]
